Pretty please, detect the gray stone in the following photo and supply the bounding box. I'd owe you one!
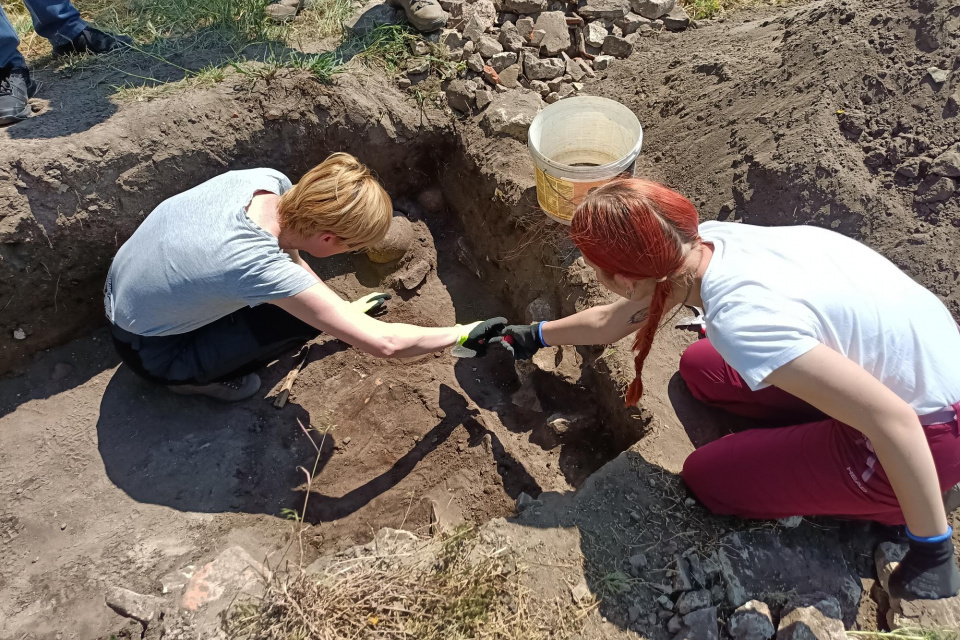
[562,52,586,81]
[628,552,648,570]
[439,28,464,50]
[499,21,525,51]
[477,35,504,58]
[105,587,164,625]
[475,88,494,109]
[406,58,431,75]
[516,491,543,512]
[896,157,925,179]
[584,21,608,47]
[717,532,861,626]
[489,51,518,71]
[668,615,683,633]
[530,79,550,95]
[529,29,546,46]
[602,34,633,58]
[464,15,488,42]
[673,555,694,592]
[481,90,543,141]
[462,39,476,55]
[729,600,776,640]
[345,0,406,37]
[467,52,485,72]
[534,11,571,56]
[677,589,711,615]
[662,4,690,30]
[616,11,649,34]
[523,50,565,80]
[180,546,270,616]
[524,295,554,322]
[503,0,548,13]
[546,77,564,91]
[410,39,431,55]
[570,576,591,603]
[265,3,298,23]
[928,67,950,85]
[556,82,575,99]
[577,0,630,20]
[629,604,643,622]
[544,91,560,103]
[593,54,613,70]
[914,175,956,202]
[674,607,719,640]
[931,148,960,177]
[463,0,497,32]
[395,259,432,290]
[777,515,804,529]
[499,63,522,88]
[629,0,674,19]
[397,77,412,89]
[516,16,535,38]
[776,594,844,640]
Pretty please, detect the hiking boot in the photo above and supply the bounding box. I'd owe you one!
[168,373,261,402]
[52,26,134,57]
[387,0,447,33]
[0,67,37,126]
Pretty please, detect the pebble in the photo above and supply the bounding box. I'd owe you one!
[928,67,950,85]
[594,54,613,71]
[13,328,26,340]
[684,497,696,507]
[60,523,67,530]
[342,437,351,445]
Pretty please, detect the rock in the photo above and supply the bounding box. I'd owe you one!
[499,63,522,88]
[629,604,643,622]
[503,0,547,13]
[417,188,445,214]
[529,29,546,46]
[547,78,565,92]
[499,21,525,51]
[616,11,648,34]
[717,532,861,626]
[562,52,586,81]
[481,90,543,141]
[928,67,950,85]
[570,576,591,603]
[13,328,25,340]
[462,39,475,55]
[445,79,475,112]
[630,0,674,19]
[931,148,960,177]
[702,552,721,580]
[556,82,575,99]
[467,52,485,72]
[265,3,298,23]
[777,515,803,528]
[628,553,648,570]
[395,259,432,289]
[475,88,494,109]
[914,175,956,202]
[409,39,431,55]
[463,0,496,34]
[463,16,487,42]
[945,481,960,513]
[489,51,518,72]
[105,587,164,626]
[584,21,608,47]
[572,81,583,91]
[545,413,591,440]
[51,362,73,381]
[776,594,844,640]
[686,553,708,588]
[397,77,412,89]
[544,91,560,104]
[366,215,414,263]
[673,607,719,640]
[477,35,503,58]
[896,157,925,179]
[602,34,633,58]
[593,54,612,70]
[534,12,571,56]
[668,615,683,632]
[947,89,960,117]
[673,555,694,592]
[345,0,406,37]
[530,79,549,95]
[516,16,534,38]
[875,542,960,630]
[523,50,565,79]
[662,4,690,30]
[516,491,543,512]
[524,295,554,322]
[180,546,270,615]
[729,600,776,640]
[160,565,196,595]
[677,589,711,615]
[406,58,431,75]
[577,0,630,21]
[440,28,464,50]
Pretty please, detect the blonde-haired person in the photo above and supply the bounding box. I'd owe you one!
[105,154,505,401]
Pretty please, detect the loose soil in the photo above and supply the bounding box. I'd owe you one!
[1,0,959,637]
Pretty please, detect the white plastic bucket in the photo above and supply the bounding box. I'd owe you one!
[527,96,643,225]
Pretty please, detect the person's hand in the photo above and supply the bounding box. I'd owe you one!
[350,292,391,317]
[490,323,546,360]
[888,532,960,600]
[454,317,508,357]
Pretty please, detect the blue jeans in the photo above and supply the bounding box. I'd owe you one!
[0,0,87,69]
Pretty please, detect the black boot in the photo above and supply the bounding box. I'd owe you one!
[0,66,37,126]
[52,26,133,57]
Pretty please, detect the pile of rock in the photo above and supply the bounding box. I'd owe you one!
[434,0,691,112]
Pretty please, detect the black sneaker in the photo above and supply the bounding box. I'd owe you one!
[52,26,134,57]
[0,67,37,126]
[168,373,261,402]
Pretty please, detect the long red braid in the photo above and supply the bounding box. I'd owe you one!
[570,178,701,406]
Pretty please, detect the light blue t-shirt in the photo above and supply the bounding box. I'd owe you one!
[104,168,318,337]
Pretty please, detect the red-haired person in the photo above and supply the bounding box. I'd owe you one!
[493,178,960,601]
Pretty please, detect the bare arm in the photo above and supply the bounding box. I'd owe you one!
[272,282,461,358]
[286,249,322,282]
[765,344,948,537]
[539,297,652,346]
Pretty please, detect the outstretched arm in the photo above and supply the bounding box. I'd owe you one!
[540,297,653,346]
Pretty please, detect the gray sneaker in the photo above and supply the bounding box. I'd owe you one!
[168,373,261,402]
[387,0,447,32]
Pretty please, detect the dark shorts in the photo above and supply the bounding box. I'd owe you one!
[110,304,320,385]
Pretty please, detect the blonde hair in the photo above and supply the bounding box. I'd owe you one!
[278,153,392,249]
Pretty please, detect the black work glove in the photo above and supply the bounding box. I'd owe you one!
[454,317,508,357]
[350,292,391,317]
[489,323,546,360]
[888,535,960,600]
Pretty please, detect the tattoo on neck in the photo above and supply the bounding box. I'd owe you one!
[629,308,649,325]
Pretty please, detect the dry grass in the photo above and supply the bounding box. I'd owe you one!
[679,0,790,20]
[848,630,960,640]
[224,526,593,640]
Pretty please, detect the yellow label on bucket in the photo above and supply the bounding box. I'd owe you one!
[534,166,617,224]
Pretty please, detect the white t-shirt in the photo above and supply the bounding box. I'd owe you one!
[698,221,960,415]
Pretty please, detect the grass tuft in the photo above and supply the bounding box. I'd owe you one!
[848,629,960,640]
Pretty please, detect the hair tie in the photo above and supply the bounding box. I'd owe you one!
[656,276,668,283]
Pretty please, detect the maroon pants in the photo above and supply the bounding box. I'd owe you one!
[679,339,960,525]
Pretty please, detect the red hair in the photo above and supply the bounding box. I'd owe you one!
[570,178,700,405]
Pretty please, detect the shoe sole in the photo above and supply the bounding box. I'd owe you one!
[0,79,37,125]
